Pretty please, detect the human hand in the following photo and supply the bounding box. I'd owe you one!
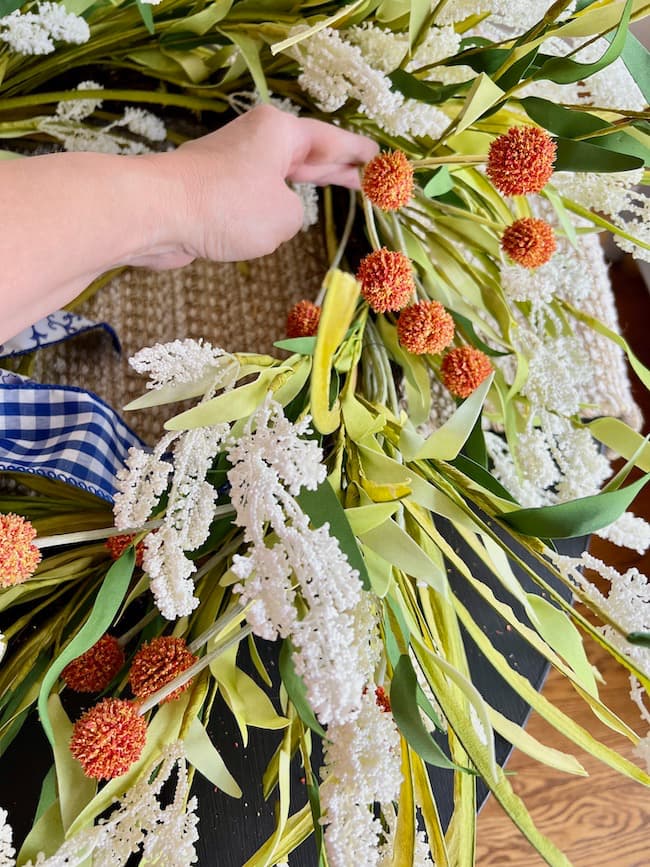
[137,104,378,268]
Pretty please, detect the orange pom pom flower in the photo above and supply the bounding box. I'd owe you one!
[129,636,197,703]
[105,533,145,568]
[441,347,493,399]
[501,218,556,269]
[357,248,415,313]
[486,126,556,196]
[397,301,455,355]
[0,513,41,588]
[70,698,146,780]
[62,634,125,693]
[286,300,321,338]
[362,151,414,211]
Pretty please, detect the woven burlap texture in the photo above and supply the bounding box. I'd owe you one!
[33,226,329,443]
[33,225,641,444]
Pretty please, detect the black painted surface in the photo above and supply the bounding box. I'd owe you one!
[0,518,586,865]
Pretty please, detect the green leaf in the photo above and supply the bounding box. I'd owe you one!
[423,167,454,198]
[390,655,465,771]
[34,765,57,824]
[450,310,510,357]
[614,29,650,104]
[37,549,135,746]
[461,411,487,468]
[298,479,370,590]
[49,695,96,832]
[450,453,518,503]
[554,136,644,172]
[589,417,650,472]
[273,336,317,355]
[0,0,22,15]
[521,96,609,138]
[278,640,325,737]
[361,519,447,595]
[582,130,650,165]
[346,502,399,535]
[628,631,650,648]
[184,717,242,798]
[533,0,633,83]
[135,0,155,35]
[388,69,471,104]
[403,373,494,461]
[502,474,650,538]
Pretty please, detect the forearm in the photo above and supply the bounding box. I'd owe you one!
[0,151,180,342]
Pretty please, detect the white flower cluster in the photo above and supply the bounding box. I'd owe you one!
[143,423,229,619]
[522,336,592,418]
[226,399,401,863]
[129,338,232,392]
[553,170,650,263]
[551,551,650,677]
[320,689,402,867]
[378,804,433,866]
[595,511,650,555]
[485,412,611,509]
[118,107,167,143]
[0,2,88,55]
[115,340,241,617]
[0,808,15,867]
[55,81,103,122]
[500,246,594,308]
[292,27,449,139]
[22,743,198,867]
[114,441,174,528]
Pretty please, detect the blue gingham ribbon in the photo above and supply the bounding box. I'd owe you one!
[0,378,143,502]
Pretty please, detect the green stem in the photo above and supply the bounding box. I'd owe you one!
[0,89,227,114]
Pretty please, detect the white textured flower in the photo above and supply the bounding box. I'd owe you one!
[551,551,650,678]
[634,732,650,774]
[118,107,167,142]
[113,442,174,529]
[0,808,15,867]
[113,438,174,527]
[320,690,402,866]
[522,336,591,417]
[22,743,198,867]
[347,22,407,73]
[500,261,557,305]
[0,3,89,55]
[485,431,554,508]
[142,423,230,619]
[292,26,449,139]
[38,118,151,155]
[129,339,234,392]
[596,512,650,555]
[293,182,320,230]
[55,81,103,122]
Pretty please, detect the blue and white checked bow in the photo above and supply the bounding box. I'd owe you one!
[0,313,142,503]
[0,377,143,502]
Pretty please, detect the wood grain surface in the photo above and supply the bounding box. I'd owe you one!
[476,256,650,867]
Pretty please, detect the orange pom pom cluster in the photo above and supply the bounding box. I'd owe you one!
[70,698,146,780]
[486,126,556,196]
[105,533,145,568]
[129,636,197,703]
[357,248,415,312]
[501,218,556,269]
[441,347,493,398]
[286,300,321,338]
[362,151,414,211]
[397,301,455,355]
[62,634,125,693]
[0,513,41,588]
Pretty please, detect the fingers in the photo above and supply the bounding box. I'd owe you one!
[287,115,378,187]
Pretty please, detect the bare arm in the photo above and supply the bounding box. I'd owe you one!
[0,105,377,342]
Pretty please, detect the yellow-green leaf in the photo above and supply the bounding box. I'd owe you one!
[184,716,242,798]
